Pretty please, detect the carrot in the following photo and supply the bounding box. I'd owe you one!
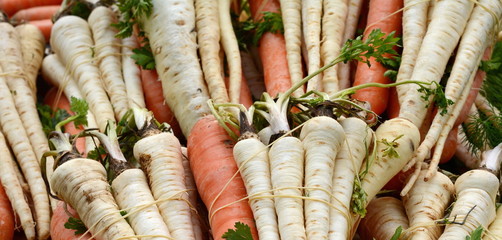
[0,173,19,240]
[140,68,183,140]
[187,115,258,240]
[195,0,228,104]
[88,6,130,120]
[27,19,52,42]
[351,0,403,116]
[138,0,211,137]
[0,0,62,16]
[0,22,51,239]
[51,15,115,131]
[249,0,292,98]
[300,116,346,240]
[224,75,253,108]
[358,196,409,240]
[398,0,475,128]
[402,170,454,240]
[10,5,60,23]
[50,201,93,240]
[0,130,35,240]
[15,23,45,99]
[240,50,265,100]
[320,0,349,94]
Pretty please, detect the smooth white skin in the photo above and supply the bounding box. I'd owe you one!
[280,0,304,97]
[196,0,228,104]
[329,117,373,240]
[395,0,430,104]
[300,116,345,240]
[438,170,499,239]
[15,24,45,99]
[88,6,130,120]
[0,131,35,240]
[302,0,323,92]
[0,23,51,240]
[269,136,307,240]
[487,204,502,238]
[51,16,115,132]
[112,169,171,240]
[321,0,348,95]
[121,36,146,109]
[134,132,195,240]
[399,0,474,128]
[51,159,137,240]
[403,170,454,240]
[234,137,280,240]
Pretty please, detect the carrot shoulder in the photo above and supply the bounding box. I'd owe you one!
[187,115,258,240]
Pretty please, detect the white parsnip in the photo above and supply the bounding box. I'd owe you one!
[321,0,348,94]
[329,117,373,240]
[15,23,45,99]
[196,0,227,104]
[338,0,363,89]
[399,0,474,128]
[51,159,138,240]
[0,130,35,240]
[280,0,303,97]
[51,16,115,131]
[358,197,409,240]
[302,0,323,92]
[134,132,195,240]
[300,116,345,240]
[0,23,51,240]
[269,136,307,240]
[140,0,211,136]
[395,0,430,105]
[181,147,205,240]
[121,36,146,109]
[88,6,130,120]
[402,170,454,240]
[234,133,279,240]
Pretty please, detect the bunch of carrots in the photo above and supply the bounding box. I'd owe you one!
[0,0,502,239]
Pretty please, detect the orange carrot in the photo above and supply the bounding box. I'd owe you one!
[43,87,86,154]
[249,0,292,98]
[140,68,184,141]
[187,115,258,240]
[0,183,15,240]
[27,19,52,42]
[0,0,62,16]
[10,5,60,23]
[50,201,94,240]
[224,75,254,108]
[351,0,403,115]
[386,86,400,119]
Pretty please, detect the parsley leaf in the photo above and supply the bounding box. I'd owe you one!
[380,135,403,159]
[69,96,89,127]
[113,0,153,38]
[465,226,483,240]
[64,217,88,235]
[131,44,156,70]
[340,29,399,67]
[222,222,253,240]
[416,81,454,115]
[253,12,284,44]
[37,104,71,136]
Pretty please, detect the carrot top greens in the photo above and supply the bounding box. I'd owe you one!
[113,0,153,39]
[222,222,253,240]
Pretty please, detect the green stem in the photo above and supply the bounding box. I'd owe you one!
[207,100,239,141]
[329,80,430,100]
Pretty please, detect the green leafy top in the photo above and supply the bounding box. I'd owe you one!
[131,43,156,70]
[379,134,403,159]
[64,217,87,235]
[340,30,399,67]
[233,11,284,49]
[417,81,454,116]
[113,0,153,38]
[479,41,502,111]
[222,222,253,240]
[37,104,70,136]
[465,226,483,240]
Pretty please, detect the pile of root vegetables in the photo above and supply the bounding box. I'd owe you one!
[0,0,502,239]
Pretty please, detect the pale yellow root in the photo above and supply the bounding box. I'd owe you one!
[195,0,228,104]
[302,0,323,92]
[358,197,409,240]
[15,23,45,100]
[181,147,205,240]
[280,0,303,97]
[0,130,36,240]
